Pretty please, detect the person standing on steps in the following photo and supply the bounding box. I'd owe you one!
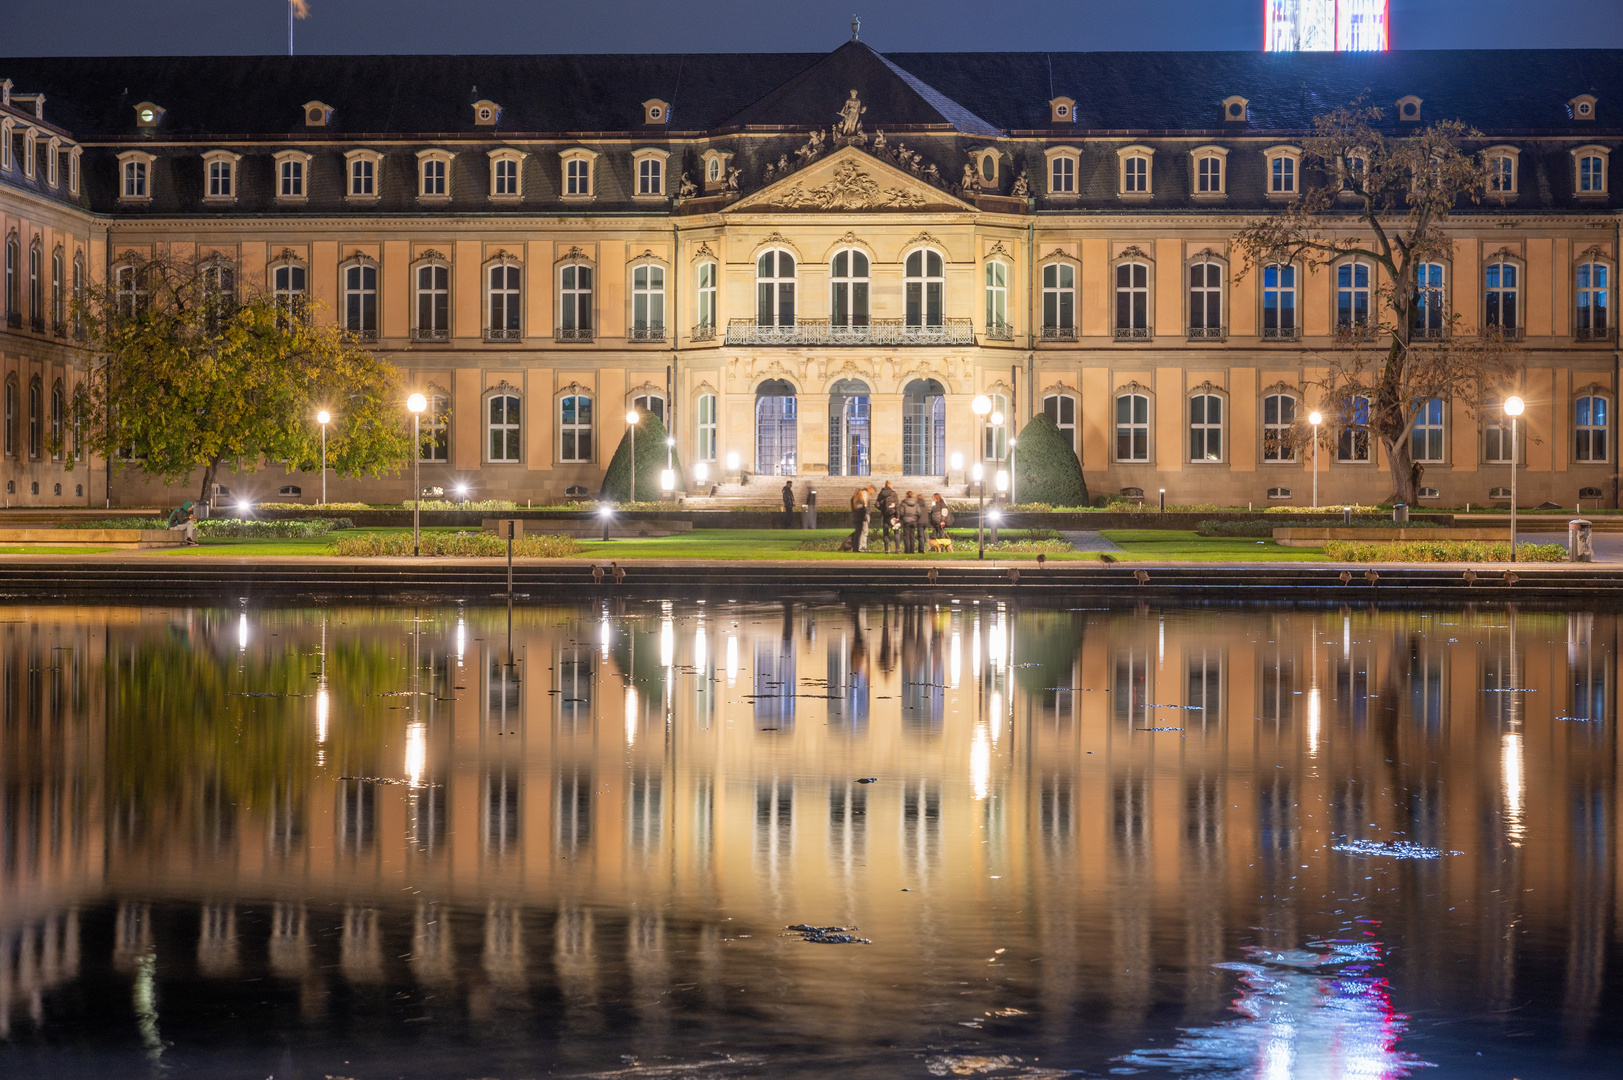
[782,479,796,529]
[899,490,922,554]
[876,481,900,553]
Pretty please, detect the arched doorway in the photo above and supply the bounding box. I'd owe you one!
[827,378,870,476]
[902,378,946,476]
[755,379,798,476]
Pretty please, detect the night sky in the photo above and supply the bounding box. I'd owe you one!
[6,0,1623,56]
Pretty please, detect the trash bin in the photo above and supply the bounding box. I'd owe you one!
[1569,518,1593,562]
[804,489,818,530]
[1392,503,1409,523]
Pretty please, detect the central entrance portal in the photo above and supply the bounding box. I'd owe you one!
[827,379,871,476]
[755,379,798,476]
[902,378,946,477]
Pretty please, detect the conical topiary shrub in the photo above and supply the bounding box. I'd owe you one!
[600,411,684,502]
[1013,413,1088,507]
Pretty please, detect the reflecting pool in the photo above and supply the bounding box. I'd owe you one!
[0,601,1618,1078]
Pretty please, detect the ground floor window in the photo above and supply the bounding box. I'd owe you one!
[828,379,870,476]
[755,380,797,476]
[488,394,521,463]
[903,378,947,476]
[1044,394,1077,453]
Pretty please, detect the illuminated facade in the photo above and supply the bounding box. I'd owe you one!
[1265,0,1389,52]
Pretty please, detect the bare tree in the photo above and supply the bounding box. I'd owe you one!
[1234,102,1523,505]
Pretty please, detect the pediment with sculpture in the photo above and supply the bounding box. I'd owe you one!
[726,146,973,214]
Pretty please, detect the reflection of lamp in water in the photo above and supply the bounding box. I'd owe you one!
[950,628,962,689]
[316,689,329,744]
[625,686,639,747]
[660,617,674,668]
[455,618,466,663]
[970,723,991,801]
[405,722,426,786]
[238,612,249,650]
[694,621,707,670]
[726,635,738,686]
[1307,687,1321,757]
[1502,731,1525,846]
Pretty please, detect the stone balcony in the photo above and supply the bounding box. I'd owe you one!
[725,318,974,347]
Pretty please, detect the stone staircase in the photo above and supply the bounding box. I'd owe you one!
[681,473,971,509]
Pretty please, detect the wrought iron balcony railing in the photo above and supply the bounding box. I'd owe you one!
[690,324,717,343]
[1412,326,1447,340]
[5,312,20,330]
[52,321,66,338]
[1113,326,1152,341]
[725,318,973,346]
[29,317,44,334]
[485,328,523,342]
[1486,324,1524,341]
[1187,325,1226,341]
[629,324,666,343]
[1575,325,1616,342]
[345,327,378,343]
[555,327,594,343]
[985,320,1015,341]
[1261,325,1299,340]
[1039,325,1078,342]
[412,327,449,342]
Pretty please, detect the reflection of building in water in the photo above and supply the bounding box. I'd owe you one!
[0,603,1618,1057]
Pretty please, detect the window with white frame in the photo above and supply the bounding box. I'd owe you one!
[343,260,378,339]
[419,153,449,197]
[27,376,40,458]
[561,150,596,198]
[560,393,592,462]
[1,377,12,457]
[346,152,378,197]
[69,149,81,195]
[1262,262,1297,338]
[1576,261,1610,339]
[1262,393,1297,461]
[1413,262,1445,337]
[985,261,1009,336]
[1266,147,1301,195]
[3,237,14,322]
[1485,261,1518,333]
[493,156,519,197]
[72,253,84,337]
[50,380,62,459]
[276,153,308,198]
[693,392,718,460]
[904,249,944,329]
[631,392,664,424]
[420,392,449,462]
[46,139,59,187]
[1484,412,1514,463]
[488,262,522,340]
[1574,147,1608,194]
[1411,398,1445,463]
[706,157,721,184]
[28,242,40,327]
[271,261,306,325]
[1115,393,1149,461]
[199,257,234,334]
[50,248,62,332]
[1338,395,1371,462]
[830,249,869,327]
[1189,393,1223,462]
[1486,148,1517,195]
[1114,261,1149,338]
[1046,147,1078,195]
[1188,261,1222,337]
[695,260,717,334]
[982,392,1009,461]
[120,155,151,199]
[756,249,796,327]
[1041,262,1075,338]
[0,121,10,172]
[1192,148,1226,194]
[415,262,450,339]
[23,131,35,178]
[631,264,665,340]
[1043,393,1077,452]
[1576,395,1609,462]
[558,263,593,340]
[1336,262,1372,331]
[204,152,238,199]
[113,261,147,319]
[1118,147,1152,195]
[488,393,521,463]
[637,155,663,196]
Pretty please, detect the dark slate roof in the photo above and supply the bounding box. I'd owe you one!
[3,48,1621,141]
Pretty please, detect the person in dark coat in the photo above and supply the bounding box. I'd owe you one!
[875,481,900,553]
[782,480,796,528]
[849,488,871,552]
[899,490,923,554]
[927,493,953,550]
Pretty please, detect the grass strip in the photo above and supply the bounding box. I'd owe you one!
[1324,539,1568,562]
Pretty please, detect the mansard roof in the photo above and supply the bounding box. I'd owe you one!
[1,47,1620,140]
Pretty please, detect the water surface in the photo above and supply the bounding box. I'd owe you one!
[0,601,1617,1078]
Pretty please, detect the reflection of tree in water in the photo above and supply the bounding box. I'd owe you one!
[1118,939,1429,1078]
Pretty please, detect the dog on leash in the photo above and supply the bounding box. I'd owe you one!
[926,536,953,553]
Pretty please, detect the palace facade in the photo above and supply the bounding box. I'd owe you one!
[0,41,1619,507]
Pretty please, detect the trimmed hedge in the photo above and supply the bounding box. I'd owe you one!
[1199,518,1441,537]
[1325,540,1566,563]
[331,531,581,557]
[601,412,684,503]
[1013,414,1088,508]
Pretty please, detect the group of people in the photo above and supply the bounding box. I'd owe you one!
[847,481,953,554]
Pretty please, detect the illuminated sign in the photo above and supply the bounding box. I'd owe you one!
[1265,0,1388,51]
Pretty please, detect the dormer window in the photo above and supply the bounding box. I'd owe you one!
[344,149,381,199]
[1395,96,1422,123]
[0,120,10,171]
[1573,145,1610,196]
[1265,146,1302,196]
[1045,146,1080,196]
[632,148,670,199]
[472,99,501,126]
[202,151,240,201]
[1191,146,1228,197]
[274,150,312,201]
[133,101,164,129]
[22,130,34,179]
[700,149,734,193]
[489,148,525,199]
[45,137,59,187]
[117,151,155,202]
[68,147,81,195]
[1570,94,1597,121]
[560,148,599,201]
[972,149,999,188]
[642,98,670,126]
[1117,146,1153,197]
[417,149,453,200]
[303,101,332,127]
[1049,97,1075,124]
[1484,145,1520,198]
[1221,95,1249,123]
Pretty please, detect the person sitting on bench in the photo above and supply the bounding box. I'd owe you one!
[167,501,199,545]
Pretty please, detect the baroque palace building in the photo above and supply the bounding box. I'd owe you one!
[0,39,1620,507]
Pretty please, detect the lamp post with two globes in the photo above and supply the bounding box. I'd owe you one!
[1308,410,1322,508]
[1504,395,1525,561]
[316,409,331,505]
[407,393,427,555]
[971,395,992,559]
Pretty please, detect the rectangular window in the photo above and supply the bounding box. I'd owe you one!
[632,264,665,339]
[1041,263,1074,335]
[1338,396,1371,462]
[560,394,592,462]
[982,392,1008,461]
[47,144,59,186]
[24,135,34,178]
[565,158,589,196]
[493,157,518,196]
[350,157,374,196]
[279,159,304,197]
[1413,262,1445,335]
[1576,396,1608,462]
[1197,155,1221,193]
[420,394,449,462]
[488,395,521,462]
[1576,263,1609,338]
[1115,394,1149,461]
[1411,398,1445,463]
[272,263,306,325]
[422,159,446,196]
[69,152,80,194]
[1484,421,1512,464]
[344,263,377,337]
[416,264,449,336]
[1114,262,1149,336]
[638,157,662,196]
[488,264,522,338]
[697,393,717,460]
[1579,155,1604,193]
[1270,155,1294,193]
[559,264,593,339]
[1050,155,1074,194]
[985,261,1008,333]
[1485,263,1518,331]
[1263,394,1296,462]
[1263,263,1296,338]
[696,262,717,332]
[1043,394,1077,451]
[1337,263,1370,330]
[1189,394,1222,462]
[1490,155,1514,193]
[1188,262,1222,335]
[208,159,232,197]
[123,160,147,198]
[1123,156,1148,193]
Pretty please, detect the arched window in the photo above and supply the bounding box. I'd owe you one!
[1122,154,1149,193]
[695,392,717,461]
[985,262,1009,338]
[1196,153,1223,193]
[1576,262,1610,340]
[50,248,63,334]
[631,264,665,341]
[827,378,871,477]
[631,391,664,424]
[493,157,520,197]
[754,378,797,476]
[1485,262,1518,334]
[1412,399,1445,463]
[756,250,795,329]
[904,249,944,330]
[1189,393,1223,462]
[114,261,148,319]
[1114,261,1149,339]
[1050,154,1074,194]
[343,259,378,340]
[559,393,592,462]
[27,376,41,459]
[830,249,870,329]
[419,392,449,462]
[199,257,235,335]
[982,391,1009,461]
[1041,263,1075,339]
[410,261,449,341]
[72,253,84,338]
[28,242,41,329]
[1263,393,1297,461]
[1043,393,1077,452]
[902,379,946,476]
[3,377,16,456]
[50,380,63,460]
[637,157,662,196]
[1336,262,1371,332]
[558,262,593,341]
[1337,395,1371,462]
[706,157,721,183]
[1188,261,1223,339]
[1115,393,1149,462]
[694,261,717,338]
[1576,395,1609,462]
[271,260,307,327]
[1262,262,1297,339]
[487,392,521,463]
[3,237,16,326]
[1413,262,1446,337]
[487,262,523,341]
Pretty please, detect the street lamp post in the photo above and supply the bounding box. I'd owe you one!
[1308,410,1322,509]
[407,394,427,556]
[626,410,640,503]
[971,395,992,559]
[316,409,330,506]
[1008,437,1017,505]
[1505,395,1524,562]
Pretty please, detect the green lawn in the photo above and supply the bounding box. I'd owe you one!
[0,545,120,555]
[1100,529,1330,562]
